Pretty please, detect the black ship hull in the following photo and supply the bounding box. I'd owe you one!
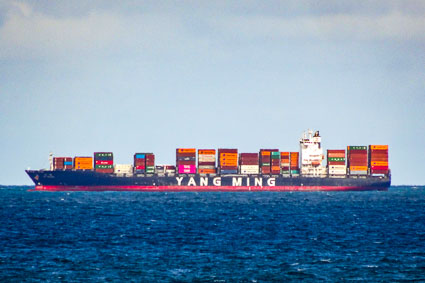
[26,170,390,191]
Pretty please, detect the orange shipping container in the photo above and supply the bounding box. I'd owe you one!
[350,166,367,171]
[198,168,216,174]
[74,157,93,169]
[220,153,238,158]
[178,148,196,153]
[370,145,388,150]
[198,149,216,155]
[370,161,388,166]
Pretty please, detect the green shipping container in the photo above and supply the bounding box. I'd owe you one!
[290,170,300,174]
[261,163,270,166]
[328,157,345,162]
[348,146,367,151]
[281,170,290,174]
[95,164,113,169]
[95,152,113,157]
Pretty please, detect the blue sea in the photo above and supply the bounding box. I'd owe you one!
[0,186,424,282]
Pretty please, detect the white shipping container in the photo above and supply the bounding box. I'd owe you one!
[240,169,259,174]
[240,165,260,170]
[198,155,216,162]
[349,170,368,175]
[329,170,346,175]
[114,164,133,174]
[240,165,259,174]
[328,165,346,170]
[198,165,215,169]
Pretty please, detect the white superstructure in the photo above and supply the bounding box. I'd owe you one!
[300,130,326,177]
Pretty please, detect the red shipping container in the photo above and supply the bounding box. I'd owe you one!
[177,160,196,165]
[198,162,215,166]
[218,149,238,153]
[176,152,196,158]
[371,169,389,174]
[328,161,346,165]
[371,165,389,170]
[95,160,113,165]
[220,166,238,170]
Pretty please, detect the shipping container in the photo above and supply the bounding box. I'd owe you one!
[114,164,133,174]
[74,157,93,170]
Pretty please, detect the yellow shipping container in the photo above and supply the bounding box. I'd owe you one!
[350,166,367,171]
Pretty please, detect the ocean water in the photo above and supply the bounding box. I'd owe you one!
[0,186,424,282]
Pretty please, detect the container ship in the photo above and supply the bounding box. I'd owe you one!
[26,130,391,191]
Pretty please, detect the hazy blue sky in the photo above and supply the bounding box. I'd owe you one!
[1,0,424,185]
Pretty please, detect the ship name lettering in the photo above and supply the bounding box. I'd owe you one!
[213,177,221,186]
[188,177,196,186]
[200,177,208,186]
[254,178,263,186]
[246,178,250,186]
[232,177,242,186]
[176,176,184,186]
[267,178,276,186]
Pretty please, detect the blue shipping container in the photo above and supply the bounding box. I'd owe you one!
[220,170,238,174]
[135,154,145,159]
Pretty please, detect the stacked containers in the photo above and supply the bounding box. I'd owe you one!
[219,149,238,174]
[280,152,290,174]
[94,152,114,173]
[53,157,67,170]
[134,153,146,174]
[271,151,281,174]
[347,146,368,175]
[327,150,346,176]
[369,145,389,175]
[74,157,93,170]
[145,153,155,174]
[176,148,196,174]
[290,152,300,174]
[239,153,259,174]
[259,149,278,174]
[165,165,176,175]
[53,157,72,170]
[64,158,73,170]
[198,149,216,174]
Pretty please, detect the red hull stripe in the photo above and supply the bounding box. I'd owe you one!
[33,185,387,192]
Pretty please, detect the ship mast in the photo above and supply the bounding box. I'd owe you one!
[49,152,53,171]
[300,130,325,177]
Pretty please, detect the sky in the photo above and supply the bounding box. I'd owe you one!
[1,0,424,185]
